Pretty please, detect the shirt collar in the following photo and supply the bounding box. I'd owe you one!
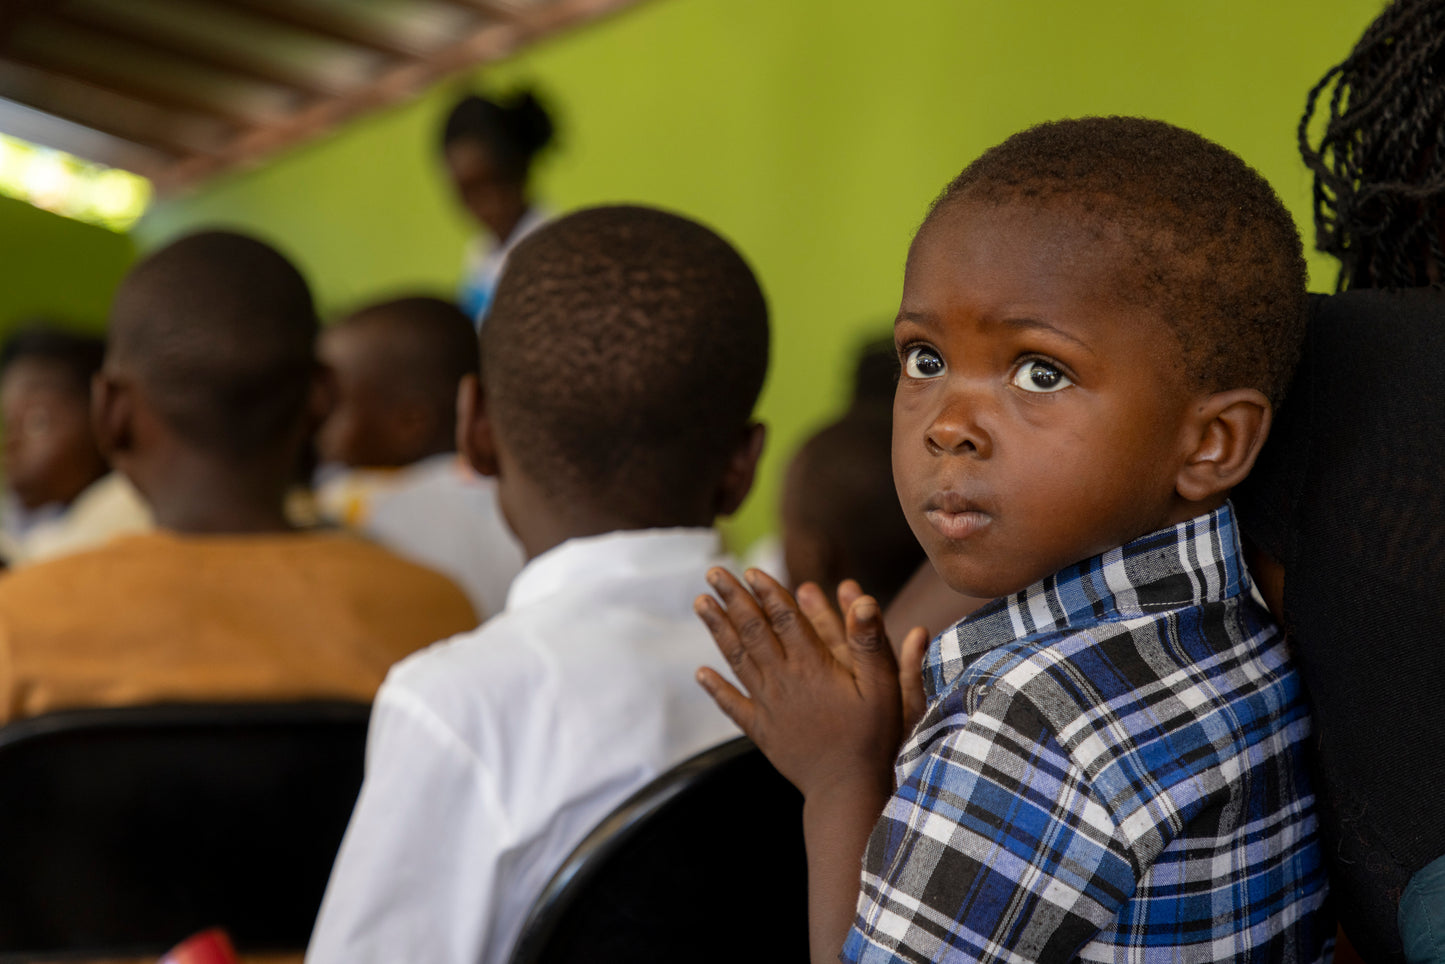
[926,502,1250,699]
[505,527,722,611]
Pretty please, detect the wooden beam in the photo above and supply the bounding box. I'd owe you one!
[0,60,232,160]
[0,96,182,176]
[425,0,526,21]
[197,0,428,59]
[0,0,55,48]
[0,42,280,130]
[44,5,341,99]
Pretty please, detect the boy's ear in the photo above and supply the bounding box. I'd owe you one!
[456,373,499,477]
[714,422,767,518]
[1174,388,1272,504]
[91,371,134,463]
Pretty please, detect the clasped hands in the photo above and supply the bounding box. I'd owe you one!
[694,568,929,799]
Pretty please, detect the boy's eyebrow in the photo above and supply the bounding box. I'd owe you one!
[997,316,1097,355]
[894,310,937,331]
[895,311,1097,356]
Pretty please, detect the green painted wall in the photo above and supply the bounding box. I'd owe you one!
[135,0,1383,550]
[0,195,134,335]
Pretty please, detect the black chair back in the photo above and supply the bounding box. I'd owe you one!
[0,700,370,962]
[509,736,809,964]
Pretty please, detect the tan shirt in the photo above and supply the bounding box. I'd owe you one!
[0,529,478,723]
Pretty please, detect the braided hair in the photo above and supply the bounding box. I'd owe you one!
[1300,0,1445,290]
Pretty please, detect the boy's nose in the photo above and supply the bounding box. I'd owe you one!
[925,389,992,458]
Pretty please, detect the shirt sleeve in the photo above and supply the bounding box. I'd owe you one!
[842,689,1138,964]
[307,677,513,964]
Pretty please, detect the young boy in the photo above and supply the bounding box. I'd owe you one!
[315,296,524,619]
[307,205,770,964]
[696,118,1330,962]
[0,326,151,564]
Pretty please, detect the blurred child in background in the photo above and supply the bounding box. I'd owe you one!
[0,232,476,724]
[0,324,151,566]
[443,91,556,324]
[316,295,524,620]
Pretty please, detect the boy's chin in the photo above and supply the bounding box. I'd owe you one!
[931,562,1029,606]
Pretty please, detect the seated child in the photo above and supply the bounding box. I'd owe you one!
[307,205,770,964]
[0,231,477,723]
[695,118,1330,962]
[315,295,524,619]
[0,325,151,565]
[781,410,924,610]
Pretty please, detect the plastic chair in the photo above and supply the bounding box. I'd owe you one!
[0,700,370,963]
[508,736,809,964]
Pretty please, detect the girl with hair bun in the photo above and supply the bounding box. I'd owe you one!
[442,89,556,323]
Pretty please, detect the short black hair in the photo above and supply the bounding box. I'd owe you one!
[481,205,769,526]
[330,295,479,432]
[442,90,555,182]
[931,117,1308,406]
[107,230,318,460]
[0,324,105,397]
[1300,0,1445,290]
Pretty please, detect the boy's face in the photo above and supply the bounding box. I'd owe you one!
[1,358,106,510]
[893,199,1202,601]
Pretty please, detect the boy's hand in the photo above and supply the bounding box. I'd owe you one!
[796,579,931,736]
[694,568,915,797]
[696,568,932,963]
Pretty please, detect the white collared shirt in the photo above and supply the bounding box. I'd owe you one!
[307,527,739,964]
[316,454,526,621]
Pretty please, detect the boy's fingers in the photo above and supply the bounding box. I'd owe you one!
[695,594,763,692]
[845,594,901,695]
[837,579,865,618]
[745,569,821,656]
[797,581,849,663]
[695,667,758,736]
[899,625,930,733]
[706,568,784,666]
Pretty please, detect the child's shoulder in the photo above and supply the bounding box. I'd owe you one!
[911,594,1308,831]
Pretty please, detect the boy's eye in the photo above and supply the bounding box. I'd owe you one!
[903,347,945,379]
[1011,360,1072,394]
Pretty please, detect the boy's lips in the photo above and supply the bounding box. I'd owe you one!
[924,493,991,540]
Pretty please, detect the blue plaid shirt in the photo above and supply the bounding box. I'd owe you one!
[843,504,1330,963]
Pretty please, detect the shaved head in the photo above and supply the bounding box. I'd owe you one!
[481,205,769,525]
[108,231,318,460]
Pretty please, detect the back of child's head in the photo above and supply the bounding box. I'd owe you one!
[480,204,769,526]
[320,296,478,467]
[0,324,108,509]
[783,411,923,609]
[442,90,555,183]
[108,230,318,462]
[930,116,1308,406]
